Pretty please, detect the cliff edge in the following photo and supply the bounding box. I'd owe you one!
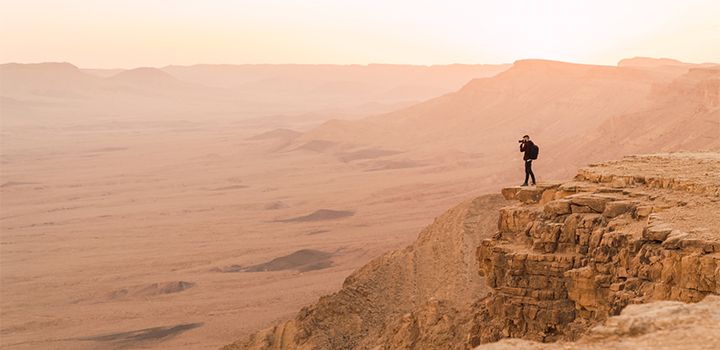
[471,152,719,345]
[226,152,719,349]
[476,295,720,350]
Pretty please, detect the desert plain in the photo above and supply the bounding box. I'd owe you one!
[0,63,514,349]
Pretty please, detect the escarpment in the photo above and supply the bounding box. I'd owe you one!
[227,152,719,350]
[225,194,507,350]
[471,152,720,345]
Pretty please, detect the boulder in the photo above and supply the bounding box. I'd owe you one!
[635,205,653,218]
[571,204,595,213]
[661,230,689,249]
[643,223,673,241]
[570,194,615,212]
[501,187,522,200]
[544,200,572,216]
[516,188,545,204]
[603,201,636,218]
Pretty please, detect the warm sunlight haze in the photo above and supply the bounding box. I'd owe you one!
[1,1,719,350]
[1,0,719,67]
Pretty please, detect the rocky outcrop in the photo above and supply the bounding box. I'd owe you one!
[475,295,720,350]
[471,153,720,345]
[227,153,720,349]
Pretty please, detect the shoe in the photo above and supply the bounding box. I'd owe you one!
[531,182,536,186]
[521,183,528,187]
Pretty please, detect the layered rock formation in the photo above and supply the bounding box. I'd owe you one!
[475,295,720,350]
[227,152,719,349]
[472,152,720,345]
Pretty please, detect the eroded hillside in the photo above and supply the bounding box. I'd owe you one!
[224,194,507,349]
[226,152,720,349]
[290,60,720,178]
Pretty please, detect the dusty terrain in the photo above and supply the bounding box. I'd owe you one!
[230,152,720,349]
[1,58,718,349]
[0,63,510,349]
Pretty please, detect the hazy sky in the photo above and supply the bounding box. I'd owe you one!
[1,0,719,68]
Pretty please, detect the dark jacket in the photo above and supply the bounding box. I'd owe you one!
[520,140,535,161]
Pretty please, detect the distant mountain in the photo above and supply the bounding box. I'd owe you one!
[107,67,183,87]
[569,66,720,157]
[288,58,719,178]
[1,62,511,121]
[618,57,688,68]
[294,59,664,150]
[160,63,511,114]
[618,56,718,68]
[617,57,719,79]
[161,63,510,89]
[1,62,86,76]
[0,63,197,97]
[81,68,125,78]
[0,62,100,97]
[0,62,236,124]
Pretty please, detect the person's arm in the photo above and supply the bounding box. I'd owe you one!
[520,142,526,152]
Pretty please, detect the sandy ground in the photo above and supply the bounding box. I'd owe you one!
[0,115,517,349]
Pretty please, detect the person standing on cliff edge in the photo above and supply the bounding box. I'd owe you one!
[519,135,538,186]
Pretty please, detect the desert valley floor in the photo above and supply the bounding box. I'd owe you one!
[0,116,521,349]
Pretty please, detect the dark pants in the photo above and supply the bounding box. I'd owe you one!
[524,160,536,185]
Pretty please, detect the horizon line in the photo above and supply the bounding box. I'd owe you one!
[5,56,718,71]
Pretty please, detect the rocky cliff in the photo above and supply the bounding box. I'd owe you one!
[226,152,719,349]
[471,152,719,345]
[476,295,720,350]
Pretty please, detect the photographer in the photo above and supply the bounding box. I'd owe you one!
[519,135,538,186]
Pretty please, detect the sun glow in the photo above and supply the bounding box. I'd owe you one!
[1,0,718,67]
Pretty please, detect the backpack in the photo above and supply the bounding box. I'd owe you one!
[528,144,539,160]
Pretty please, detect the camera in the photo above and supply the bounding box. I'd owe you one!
[518,139,526,143]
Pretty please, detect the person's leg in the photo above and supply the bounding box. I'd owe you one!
[523,160,530,185]
[528,160,536,185]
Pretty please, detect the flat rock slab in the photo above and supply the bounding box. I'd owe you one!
[502,183,562,204]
